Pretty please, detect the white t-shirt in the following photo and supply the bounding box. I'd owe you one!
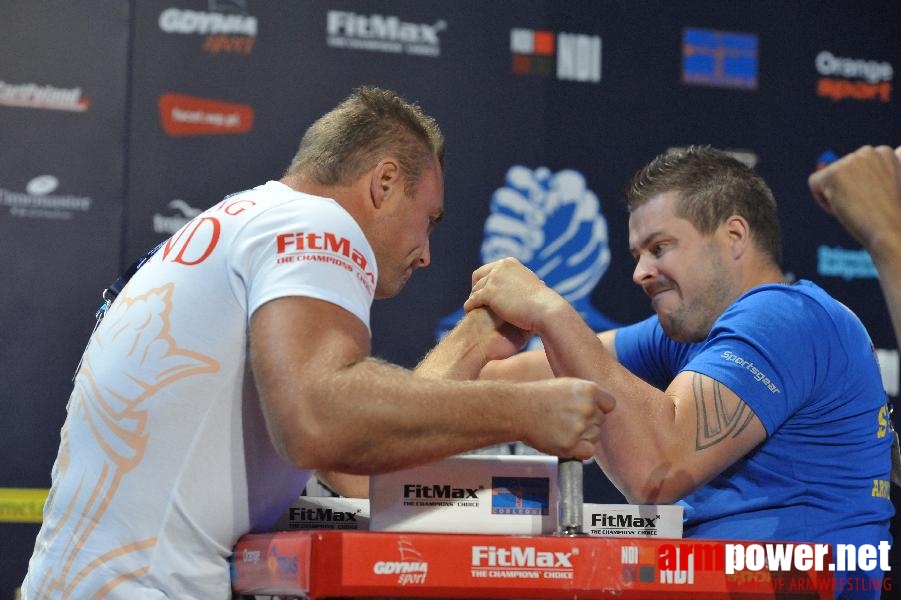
[22,181,377,599]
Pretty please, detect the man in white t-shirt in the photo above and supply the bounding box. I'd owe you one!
[22,86,612,599]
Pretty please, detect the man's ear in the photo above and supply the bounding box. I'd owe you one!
[370,158,400,209]
[725,214,751,259]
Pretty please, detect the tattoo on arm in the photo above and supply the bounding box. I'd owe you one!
[693,373,754,450]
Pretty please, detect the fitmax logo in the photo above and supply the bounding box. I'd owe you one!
[591,513,660,528]
[327,10,445,57]
[403,484,478,499]
[472,546,573,568]
[289,507,358,522]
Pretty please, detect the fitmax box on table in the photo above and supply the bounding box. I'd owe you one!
[370,454,559,534]
[369,454,683,537]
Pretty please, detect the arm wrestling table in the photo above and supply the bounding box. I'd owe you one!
[231,460,833,599]
[230,529,832,599]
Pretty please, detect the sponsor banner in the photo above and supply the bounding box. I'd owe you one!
[585,503,683,538]
[682,27,758,90]
[0,80,90,112]
[817,246,877,281]
[510,28,602,83]
[233,531,840,598]
[0,488,48,523]
[369,455,557,535]
[272,496,370,531]
[158,93,254,136]
[153,199,203,235]
[0,175,94,220]
[326,10,446,57]
[158,3,258,55]
[230,532,310,596]
[815,51,893,102]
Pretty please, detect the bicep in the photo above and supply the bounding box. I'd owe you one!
[665,370,767,487]
[250,296,371,456]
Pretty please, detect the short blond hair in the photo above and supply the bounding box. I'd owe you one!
[285,86,445,194]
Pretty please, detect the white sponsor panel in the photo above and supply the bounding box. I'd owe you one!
[584,503,683,538]
[370,455,557,534]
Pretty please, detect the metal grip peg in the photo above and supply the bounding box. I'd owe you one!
[557,457,585,535]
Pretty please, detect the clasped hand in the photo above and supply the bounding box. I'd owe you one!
[464,257,568,338]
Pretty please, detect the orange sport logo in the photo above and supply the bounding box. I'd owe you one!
[815,50,893,102]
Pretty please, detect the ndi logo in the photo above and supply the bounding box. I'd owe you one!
[510,28,601,82]
[491,477,549,515]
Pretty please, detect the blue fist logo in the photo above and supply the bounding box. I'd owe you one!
[436,165,618,346]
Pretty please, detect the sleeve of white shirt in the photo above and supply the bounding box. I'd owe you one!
[230,194,377,334]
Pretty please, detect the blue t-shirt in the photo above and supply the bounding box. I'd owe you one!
[615,280,893,593]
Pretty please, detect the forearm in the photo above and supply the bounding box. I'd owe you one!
[415,315,490,381]
[533,304,685,501]
[416,307,530,380]
[281,357,529,473]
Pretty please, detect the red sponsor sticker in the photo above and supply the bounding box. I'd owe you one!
[158,93,254,136]
[231,533,310,596]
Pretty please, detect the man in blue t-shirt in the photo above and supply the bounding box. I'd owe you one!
[463,146,893,597]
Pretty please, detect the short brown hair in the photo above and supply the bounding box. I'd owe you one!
[285,86,445,194]
[625,146,782,265]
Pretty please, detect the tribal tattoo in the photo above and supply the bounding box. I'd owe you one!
[692,373,754,450]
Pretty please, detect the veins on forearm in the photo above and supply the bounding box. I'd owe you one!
[693,373,754,450]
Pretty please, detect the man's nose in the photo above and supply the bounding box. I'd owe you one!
[632,254,655,285]
[418,239,431,268]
